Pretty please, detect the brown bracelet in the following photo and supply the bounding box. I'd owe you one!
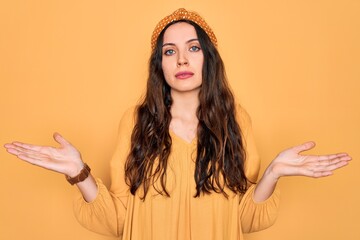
[65,163,91,185]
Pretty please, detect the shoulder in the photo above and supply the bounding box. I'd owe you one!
[120,106,137,124]
[117,106,137,137]
[235,104,252,131]
[235,104,260,181]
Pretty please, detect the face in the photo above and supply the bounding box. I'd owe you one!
[161,22,204,95]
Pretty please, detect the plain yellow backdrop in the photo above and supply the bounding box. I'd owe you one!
[0,0,359,239]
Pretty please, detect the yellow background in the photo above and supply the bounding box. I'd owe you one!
[1,0,359,239]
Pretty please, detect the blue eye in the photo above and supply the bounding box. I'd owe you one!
[190,46,201,52]
[164,49,175,56]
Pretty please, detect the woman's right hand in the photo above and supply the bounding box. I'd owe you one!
[4,133,84,177]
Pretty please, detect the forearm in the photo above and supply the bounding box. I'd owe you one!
[67,162,98,202]
[75,174,98,202]
[253,166,279,202]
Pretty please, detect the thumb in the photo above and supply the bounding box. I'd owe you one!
[291,141,316,154]
[53,132,72,147]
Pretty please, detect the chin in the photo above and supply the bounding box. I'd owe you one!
[171,86,201,94]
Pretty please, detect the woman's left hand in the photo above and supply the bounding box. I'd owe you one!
[267,142,351,180]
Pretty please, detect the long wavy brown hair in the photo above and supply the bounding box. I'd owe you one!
[125,20,249,199]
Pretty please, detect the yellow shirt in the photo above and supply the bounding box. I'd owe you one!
[73,106,279,240]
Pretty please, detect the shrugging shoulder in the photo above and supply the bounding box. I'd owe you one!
[72,105,279,238]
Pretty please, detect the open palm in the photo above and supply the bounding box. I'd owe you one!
[4,133,84,177]
[270,142,351,179]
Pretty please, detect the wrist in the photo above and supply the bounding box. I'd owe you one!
[65,163,91,185]
[67,162,85,178]
[264,163,281,182]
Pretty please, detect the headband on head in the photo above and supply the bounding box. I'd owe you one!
[151,8,218,50]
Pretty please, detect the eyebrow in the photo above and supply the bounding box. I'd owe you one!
[162,38,199,48]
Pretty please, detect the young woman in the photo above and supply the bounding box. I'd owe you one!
[4,8,351,240]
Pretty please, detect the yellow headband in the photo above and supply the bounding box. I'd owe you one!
[151,8,218,50]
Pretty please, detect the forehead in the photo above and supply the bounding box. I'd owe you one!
[163,22,198,43]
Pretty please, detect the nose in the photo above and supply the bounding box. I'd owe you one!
[177,52,188,67]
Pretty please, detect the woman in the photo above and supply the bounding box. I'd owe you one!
[4,8,351,240]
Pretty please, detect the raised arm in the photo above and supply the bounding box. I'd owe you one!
[4,133,98,202]
[253,141,352,202]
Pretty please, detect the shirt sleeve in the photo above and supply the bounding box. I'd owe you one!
[73,107,136,237]
[239,184,280,233]
[236,105,280,233]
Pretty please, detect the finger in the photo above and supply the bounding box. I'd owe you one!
[316,158,350,171]
[7,147,52,166]
[312,154,350,168]
[291,141,316,154]
[316,153,351,161]
[297,167,326,177]
[6,144,33,155]
[18,152,49,162]
[335,153,350,158]
[17,153,70,174]
[328,160,349,171]
[17,153,57,169]
[6,146,71,174]
[5,146,22,157]
[316,158,341,167]
[7,146,49,160]
[53,132,72,148]
[294,153,350,177]
[299,165,334,178]
[308,159,350,178]
[312,171,333,178]
[8,142,44,152]
[4,143,16,150]
[316,155,352,168]
[5,143,47,157]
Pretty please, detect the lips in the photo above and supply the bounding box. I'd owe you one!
[175,71,194,79]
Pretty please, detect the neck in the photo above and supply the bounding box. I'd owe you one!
[170,90,199,120]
